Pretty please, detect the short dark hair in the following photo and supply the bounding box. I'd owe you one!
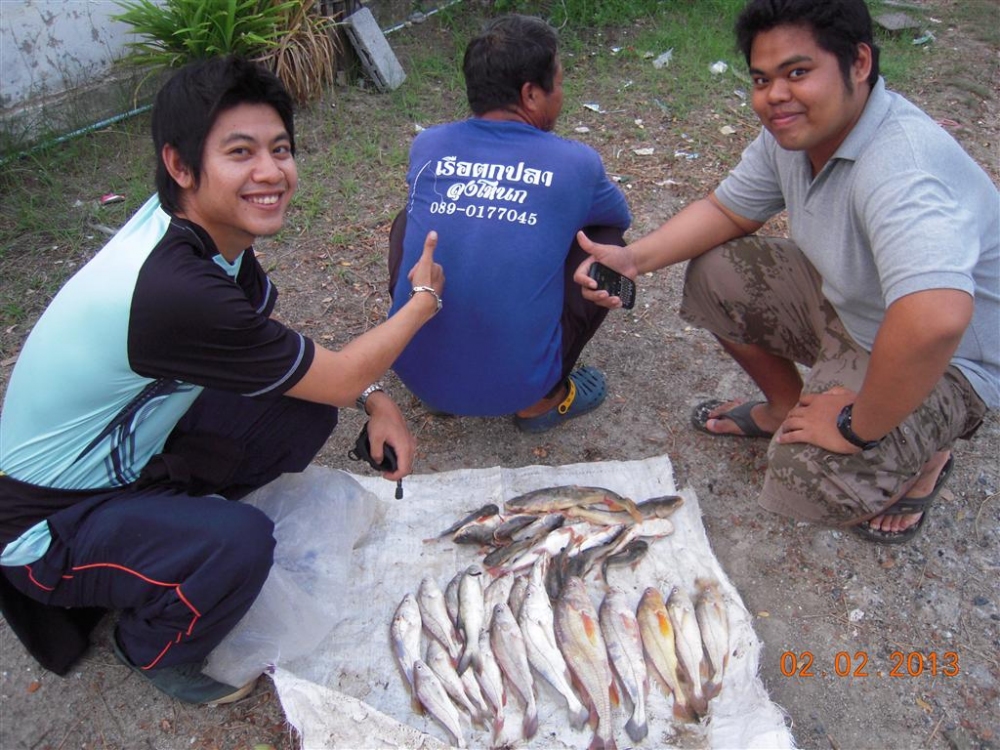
[735,0,880,89]
[152,56,295,214]
[462,14,559,116]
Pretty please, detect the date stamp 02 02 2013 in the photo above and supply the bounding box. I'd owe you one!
[779,650,960,679]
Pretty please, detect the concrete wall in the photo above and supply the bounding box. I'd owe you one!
[0,0,427,152]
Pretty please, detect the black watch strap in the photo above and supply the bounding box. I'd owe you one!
[836,403,882,450]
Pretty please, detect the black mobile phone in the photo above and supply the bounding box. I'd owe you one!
[588,262,636,309]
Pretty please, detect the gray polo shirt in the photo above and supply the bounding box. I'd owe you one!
[716,78,1000,409]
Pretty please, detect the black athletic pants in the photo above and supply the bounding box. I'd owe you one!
[0,390,337,674]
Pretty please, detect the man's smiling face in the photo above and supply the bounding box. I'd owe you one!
[172,102,298,260]
[749,23,872,174]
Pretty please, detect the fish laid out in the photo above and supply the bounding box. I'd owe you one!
[390,485,733,748]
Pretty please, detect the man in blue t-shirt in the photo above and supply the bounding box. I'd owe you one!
[387,14,631,432]
[0,57,443,703]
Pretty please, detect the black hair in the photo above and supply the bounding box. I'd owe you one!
[151,56,295,214]
[462,14,559,116]
[735,0,880,89]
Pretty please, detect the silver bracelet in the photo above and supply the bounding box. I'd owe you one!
[409,285,442,312]
[356,382,385,411]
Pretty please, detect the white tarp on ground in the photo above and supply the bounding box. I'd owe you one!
[210,456,794,749]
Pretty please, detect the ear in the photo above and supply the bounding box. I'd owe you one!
[853,42,873,87]
[161,143,195,190]
[519,80,541,113]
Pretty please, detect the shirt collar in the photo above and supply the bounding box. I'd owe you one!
[829,76,891,164]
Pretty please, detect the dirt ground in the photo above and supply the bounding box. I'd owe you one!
[1,1,998,749]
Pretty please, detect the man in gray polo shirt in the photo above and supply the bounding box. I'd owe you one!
[573,0,998,544]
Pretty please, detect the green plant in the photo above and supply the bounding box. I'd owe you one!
[256,0,342,103]
[112,0,341,103]
[113,0,295,67]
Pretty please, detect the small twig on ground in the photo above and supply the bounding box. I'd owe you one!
[974,491,998,539]
[928,715,945,743]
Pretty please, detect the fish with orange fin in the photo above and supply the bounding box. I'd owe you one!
[554,576,618,750]
[505,484,643,523]
[636,586,697,723]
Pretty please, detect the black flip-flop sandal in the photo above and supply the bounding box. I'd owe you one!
[850,456,954,545]
[691,398,774,439]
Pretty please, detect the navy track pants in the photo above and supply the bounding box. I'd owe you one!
[2,390,338,672]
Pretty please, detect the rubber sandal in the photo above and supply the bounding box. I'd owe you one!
[514,366,607,434]
[850,456,954,545]
[691,398,774,439]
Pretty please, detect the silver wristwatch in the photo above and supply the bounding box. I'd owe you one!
[356,382,385,412]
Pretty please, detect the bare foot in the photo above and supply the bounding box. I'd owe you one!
[865,450,952,533]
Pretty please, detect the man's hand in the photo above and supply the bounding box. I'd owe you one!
[776,386,862,454]
[572,229,638,308]
[364,392,416,479]
[407,230,445,302]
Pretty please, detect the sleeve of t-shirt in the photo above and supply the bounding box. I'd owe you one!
[854,163,979,306]
[580,146,632,230]
[128,252,314,397]
[714,131,787,222]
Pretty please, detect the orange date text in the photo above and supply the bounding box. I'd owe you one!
[779,650,959,678]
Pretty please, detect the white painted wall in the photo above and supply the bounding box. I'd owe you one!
[1,0,144,111]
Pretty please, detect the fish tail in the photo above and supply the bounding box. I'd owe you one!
[691,691,710,718]
[704,677,722,700]
[625,714,648,742]
[457,647,472,675]
[569,702,590,731]
[673,694,697,723]
[523,705,539,740]
[587,734,617,750]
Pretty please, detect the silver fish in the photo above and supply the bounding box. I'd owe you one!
[600,538,649,582]
[490,602,538,740]
[483,571,515,629]
[460,660,491,722]
[637,586,694,722]
[667,585,709,718]
[502,525,577,573]
[390,593,422,690]
[453,513,505,545]
[456,564,485,674]
[554,577,617,750]
[565,525,630,580]
[417,575,462,661]
[491,513,539,544]
[426,639,482,724]
[518,578,589,730]
[436,502,500,538]
[599,587,649,742]
[695,577,729,700]
[445,570,462,630]
[474,627,506,740]
[632,516,675,539]
[509,512,566,543]
[413,658,467,748]
[508,573,530,619]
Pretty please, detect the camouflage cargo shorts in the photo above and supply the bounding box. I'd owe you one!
[680,236,987,526]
